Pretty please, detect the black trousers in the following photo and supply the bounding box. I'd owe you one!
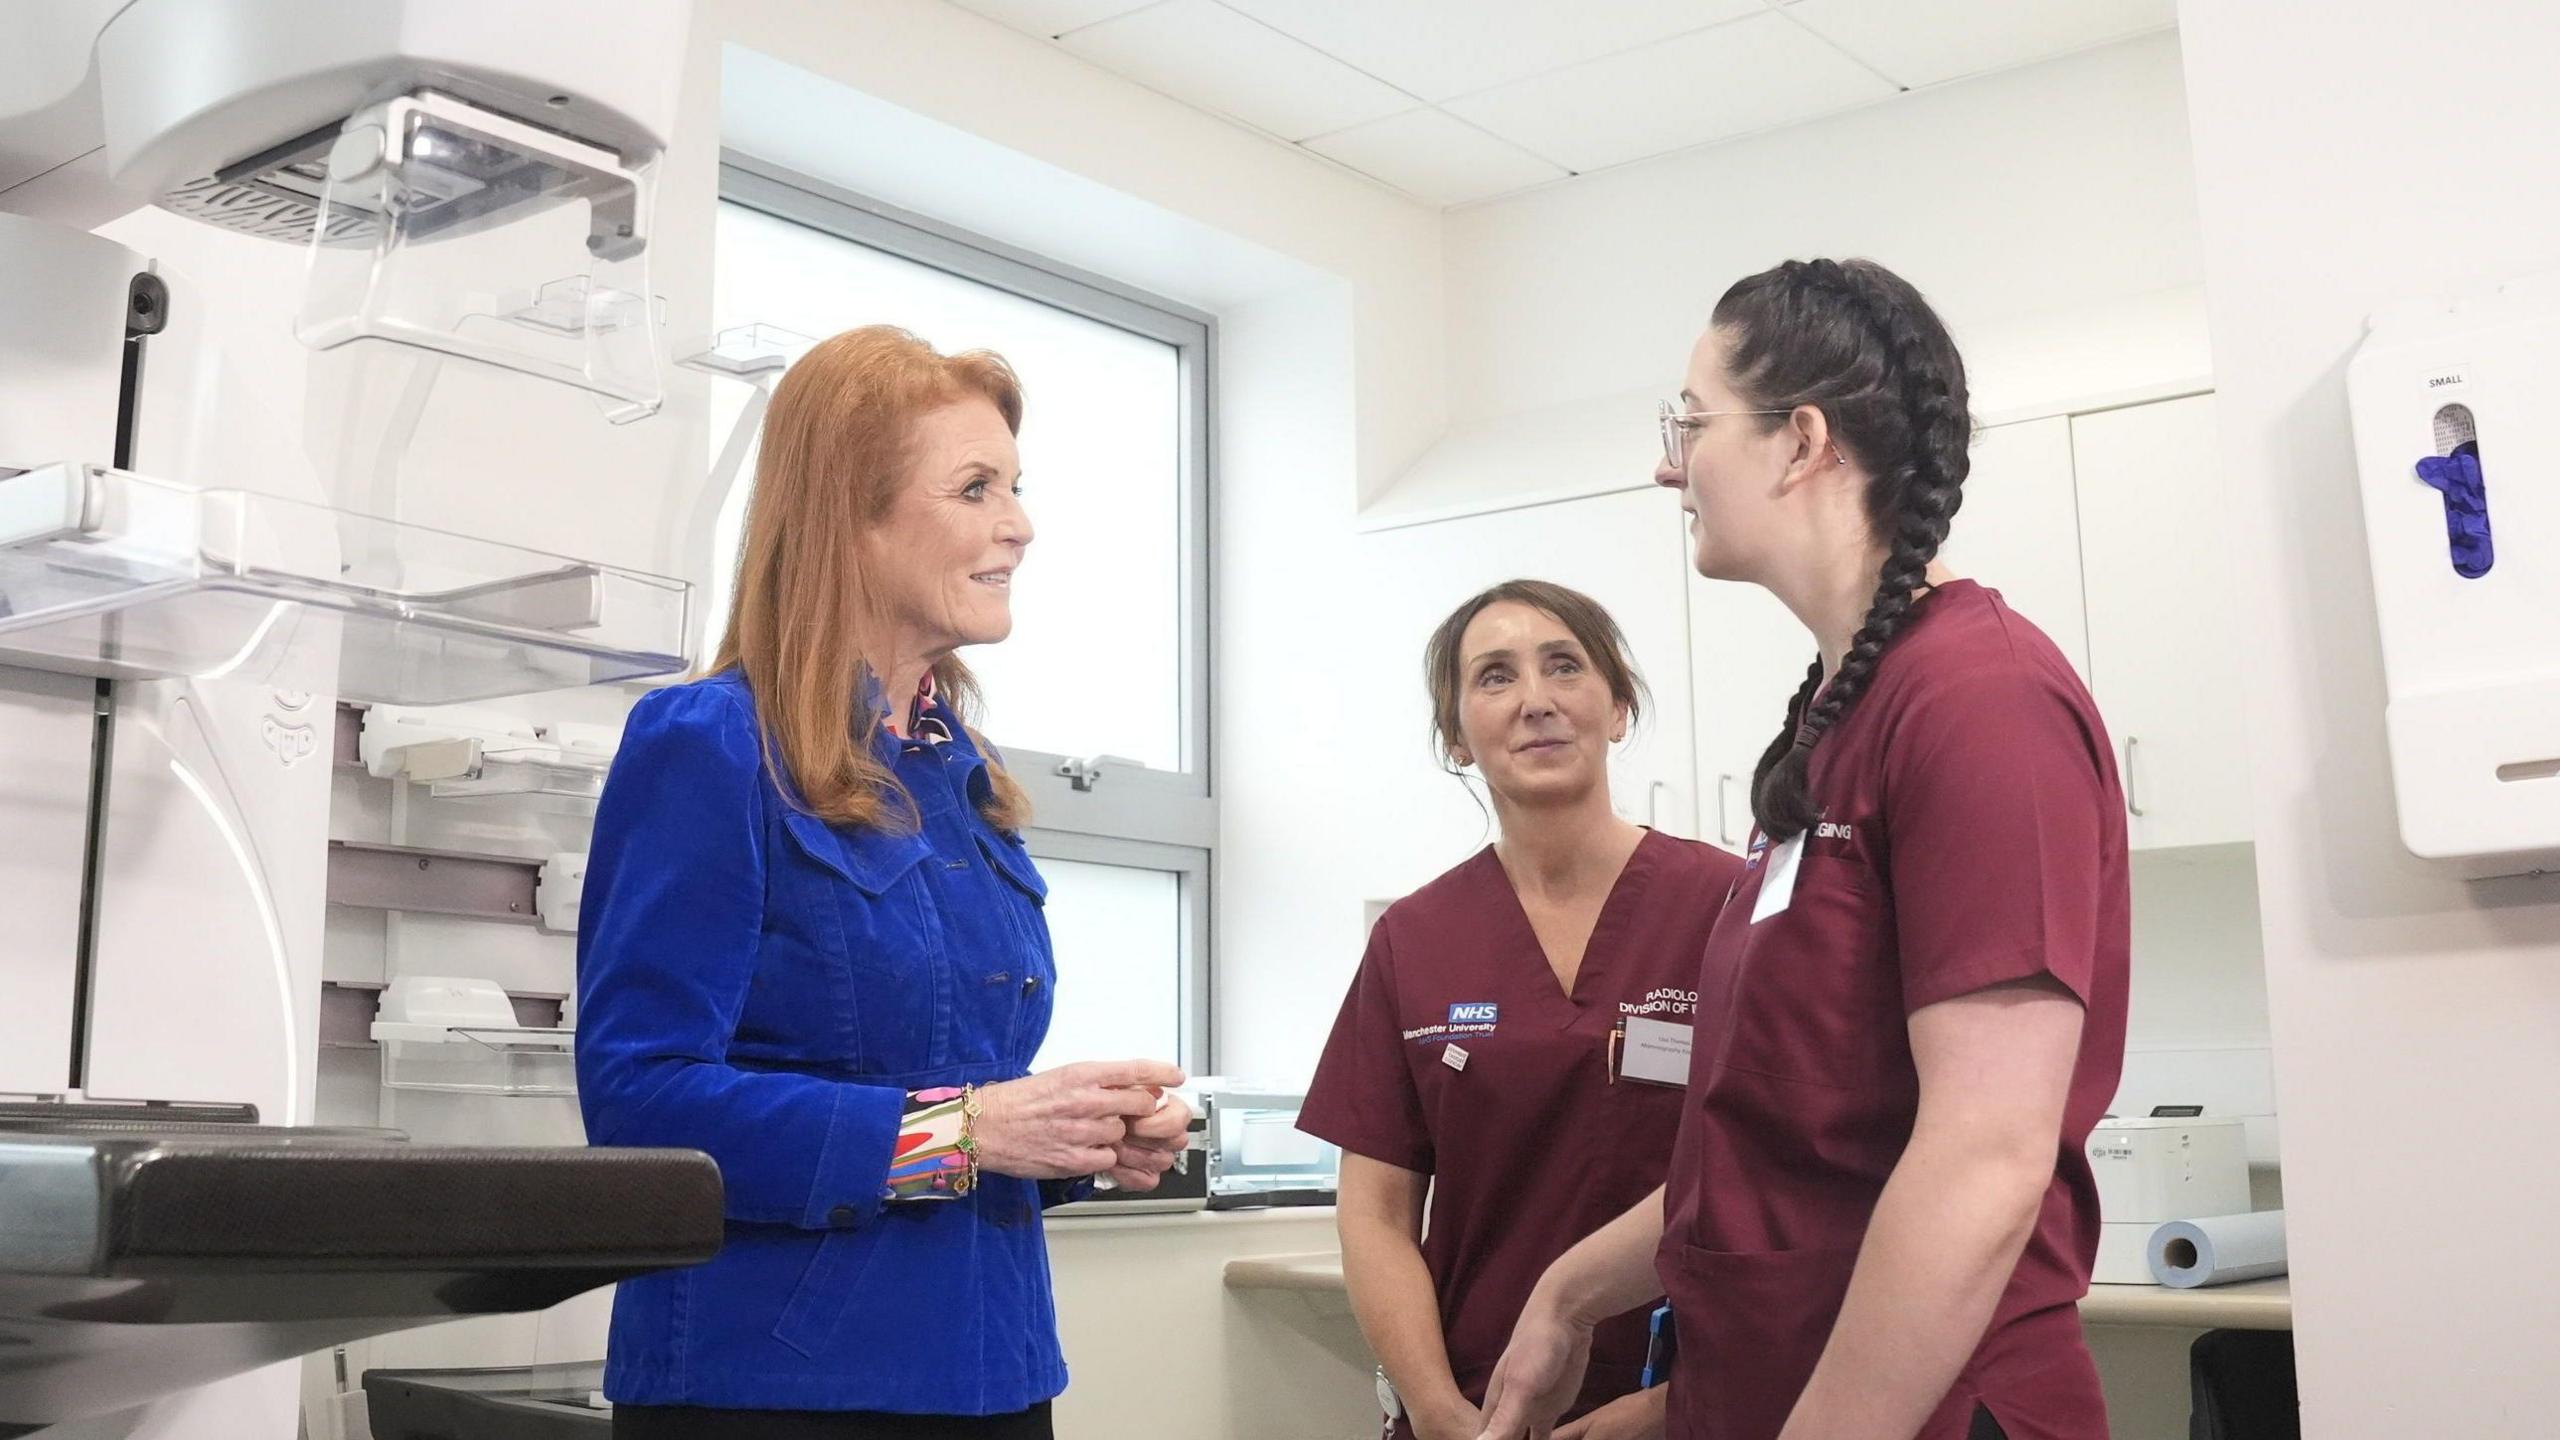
[614,1401,1053,1439]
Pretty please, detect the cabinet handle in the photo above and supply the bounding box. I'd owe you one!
[1716,774,1739,846]
[1646,780,1670,829]
[2125,736,2146,818]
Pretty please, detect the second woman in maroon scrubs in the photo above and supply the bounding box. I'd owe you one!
[1301,580,1741,1440]
[1476,259,2130,1440]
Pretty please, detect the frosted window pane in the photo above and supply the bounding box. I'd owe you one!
[710,202,1185,770]
[1032,859,1183,1071]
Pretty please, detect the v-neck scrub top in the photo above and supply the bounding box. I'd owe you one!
[1657,581,2130,1440]
[1299,829,1743,1432]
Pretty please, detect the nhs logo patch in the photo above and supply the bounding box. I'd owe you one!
[1448,1002,1500,1026]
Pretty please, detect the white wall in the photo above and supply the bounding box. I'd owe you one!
[1445,29,2203,421]
[2119,846,2280,1175]
[2178,2,2560,1432]
[1375,31,2210,526]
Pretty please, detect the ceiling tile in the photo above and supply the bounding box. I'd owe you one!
[946,0,1161,39]
[1443,11,1898,173]
[1217,0,1767,103]
[1786,0,2179,89]
[1060,0,1419,141]
[1303,109,1570,207]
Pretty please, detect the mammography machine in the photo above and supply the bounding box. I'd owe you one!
[0,3,723,1434]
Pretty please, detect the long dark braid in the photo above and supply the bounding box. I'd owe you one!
[1749,656,1824,836]
[1720,258,1974,843]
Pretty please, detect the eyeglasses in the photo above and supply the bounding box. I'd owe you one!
[1659,400,1792,472]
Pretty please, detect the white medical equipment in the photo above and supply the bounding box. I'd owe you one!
[0,3,719,1434]
[2087,1114,2251,1285]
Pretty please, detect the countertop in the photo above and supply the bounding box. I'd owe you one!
[1223,1252,2291,1331]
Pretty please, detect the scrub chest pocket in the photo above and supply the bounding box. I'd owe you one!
[1715,851,1903,1093]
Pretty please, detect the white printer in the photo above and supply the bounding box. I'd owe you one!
[2086,1112,2250,1284]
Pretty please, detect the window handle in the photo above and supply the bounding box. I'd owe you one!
[1055,754,1143,792]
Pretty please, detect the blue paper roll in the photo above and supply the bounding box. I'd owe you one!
[2147,1209,2288,1289]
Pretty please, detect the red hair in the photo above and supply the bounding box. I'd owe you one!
[711,325,1031,831]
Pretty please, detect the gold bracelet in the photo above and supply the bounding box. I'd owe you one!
[954,1083,983,1196]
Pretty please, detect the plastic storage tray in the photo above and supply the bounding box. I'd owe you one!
[376,1026,577,1098]
[372,977,578,1097]
[424,744,612,802]
[0,463,689,703]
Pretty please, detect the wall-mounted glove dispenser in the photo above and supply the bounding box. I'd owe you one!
[2348,274,2560,877]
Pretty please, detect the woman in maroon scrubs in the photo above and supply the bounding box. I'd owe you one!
[1476,259,2130,1440]
[1300,580,1742,1440]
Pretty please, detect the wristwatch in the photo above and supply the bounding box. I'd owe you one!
[1375,1367,1402,1422]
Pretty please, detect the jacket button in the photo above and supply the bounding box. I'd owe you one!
[828,1205,859,1228]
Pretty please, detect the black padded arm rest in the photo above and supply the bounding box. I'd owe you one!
[0,1133,722,1430]
[0,1132,722,1276]
[104,1143,724,1271]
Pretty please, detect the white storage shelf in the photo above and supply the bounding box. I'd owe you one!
[360,706,619,807]
[680,321,814,378]
[371,977,577,1098]
[0,462,691,704]
[427,749,609,802]
[374,1024,577,1098]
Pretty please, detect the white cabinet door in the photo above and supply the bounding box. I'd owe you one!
[2073,394,2253,849]
[1940,415,2091,680]
[1685,417,2087,852]
[1688,575,1809,851]
[1350,488,1702,896]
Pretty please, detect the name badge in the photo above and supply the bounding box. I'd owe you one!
[1442,1044,1470,1073]
[1750,833,1805,923]
[1619,1016,1692,1087]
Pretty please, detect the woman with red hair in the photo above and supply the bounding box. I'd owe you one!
[577,326,1191,1439]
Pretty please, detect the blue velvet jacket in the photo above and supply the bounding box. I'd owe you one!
[576,670,1074,1414]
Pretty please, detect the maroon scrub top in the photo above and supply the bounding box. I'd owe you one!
[1657,580,2130,1440]
[1301,828,1743,1434]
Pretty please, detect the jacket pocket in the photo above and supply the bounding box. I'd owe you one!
[774,808,950,1072]
[780,808,936,897]
[975,829,1048,903]
[771,1224,887,1359]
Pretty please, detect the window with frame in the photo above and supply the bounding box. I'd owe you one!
[707,155,1214,1074]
